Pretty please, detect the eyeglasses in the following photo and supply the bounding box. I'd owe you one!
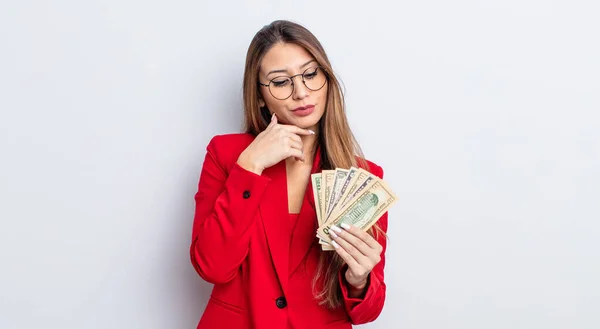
[258,66,328,100]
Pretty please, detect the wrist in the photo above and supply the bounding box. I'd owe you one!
[345,271,368,298]
[237,153,263,175]
[349,278,367,290]
[347,280,367,298]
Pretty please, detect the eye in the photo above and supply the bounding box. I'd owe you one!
[272,78,291,87]
[304,68,319,79]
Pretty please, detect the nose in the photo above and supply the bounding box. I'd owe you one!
[291,75,309,100]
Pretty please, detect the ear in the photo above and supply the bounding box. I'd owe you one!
[258,97,266,108]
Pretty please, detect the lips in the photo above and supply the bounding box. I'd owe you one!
[293,104,315,112]
[290,104,315,117]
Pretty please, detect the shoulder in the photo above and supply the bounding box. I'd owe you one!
[206,132,255,149]
[356,156,385,179]
[205,133,255,170]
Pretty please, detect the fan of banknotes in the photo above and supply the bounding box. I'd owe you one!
[311,167,398,251]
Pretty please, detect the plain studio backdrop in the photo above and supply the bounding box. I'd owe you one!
[1,1,598,328]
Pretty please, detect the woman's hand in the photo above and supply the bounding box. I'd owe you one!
[329,223,383,295]
[237,113,314,175]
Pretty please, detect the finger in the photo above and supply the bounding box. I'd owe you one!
[287,138,303,152]
[329,225,371,258]
[287,148,304,161]
[340,223,382,252]
[284,134,304,161]
[329,229,370,268]
[286,132,302,144]
[330,239,361,269]
[280,124,315,136]
[266,113,277,130]
[285,132,303,150]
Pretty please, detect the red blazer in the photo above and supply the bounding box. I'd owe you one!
[190,133,388,329]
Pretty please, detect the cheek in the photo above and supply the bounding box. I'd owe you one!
[317,83,328,99]
[263,99,286,114]
[261,90,278,108]
[317,89,328,108]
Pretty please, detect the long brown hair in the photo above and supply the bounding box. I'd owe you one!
[242,20,383,309]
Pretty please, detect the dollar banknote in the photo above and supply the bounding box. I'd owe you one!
[310,173,324,226]
[311,167,397,250]
[324,169,349,219]
[324,167,363,223]
[316,179,397,244]
[337,169,377,212]
[321,170,335,222]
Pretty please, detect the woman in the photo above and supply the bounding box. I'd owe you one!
[190,20,389,329]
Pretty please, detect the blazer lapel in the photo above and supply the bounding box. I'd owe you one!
[289,148,322,275]
[259,147,323,292]
[259,160,290,295]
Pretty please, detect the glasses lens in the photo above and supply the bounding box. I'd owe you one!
[303,67,327,91]
[269,77,293,100]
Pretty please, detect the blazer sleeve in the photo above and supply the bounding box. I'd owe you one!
[189,136,271,284]
[338,163,389,325]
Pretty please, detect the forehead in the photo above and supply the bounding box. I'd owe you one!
[260,43,315,74]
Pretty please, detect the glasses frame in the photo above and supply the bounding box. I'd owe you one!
[258,66,329,100]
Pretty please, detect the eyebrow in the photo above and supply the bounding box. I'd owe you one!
[266,60,316,77]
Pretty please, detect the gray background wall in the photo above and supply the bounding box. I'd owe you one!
[1,1,598,328]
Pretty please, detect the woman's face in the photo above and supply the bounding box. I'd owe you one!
[258,42,327,131]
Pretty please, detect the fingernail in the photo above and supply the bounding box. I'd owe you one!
[340,223,351,230]
[330,225,342,233]
[308,129,315,134]
[329,230,338,238]
[331,240,340,249]
[271,113,275,121]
